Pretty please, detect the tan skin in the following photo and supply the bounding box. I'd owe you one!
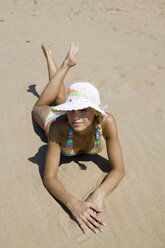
[32,43,125,234]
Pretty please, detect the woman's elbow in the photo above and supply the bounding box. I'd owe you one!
[116,166,125,179]
[43,175,55,189]
[122,168,126,177]
[43,176,49,188]
[120,167,126,179]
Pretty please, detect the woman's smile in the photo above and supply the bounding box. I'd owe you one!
[72,121,83,127]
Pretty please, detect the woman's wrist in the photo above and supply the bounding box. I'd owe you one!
[93,188,106,199]
[66,196,79,211]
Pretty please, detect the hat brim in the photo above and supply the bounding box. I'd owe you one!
[51,102,107,117]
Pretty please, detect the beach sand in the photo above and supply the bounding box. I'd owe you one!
[0,0,165,247]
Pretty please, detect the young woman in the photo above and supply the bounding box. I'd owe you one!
[32,42,125,234]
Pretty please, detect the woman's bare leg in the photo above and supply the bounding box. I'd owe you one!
[41,44,66,105]
[42,43,58,80]
[32,42,79,133]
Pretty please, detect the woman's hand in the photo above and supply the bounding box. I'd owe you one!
[85,190,106,228]
[66,198,105,234]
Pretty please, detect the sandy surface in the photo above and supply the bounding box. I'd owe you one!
[1,0,165,247]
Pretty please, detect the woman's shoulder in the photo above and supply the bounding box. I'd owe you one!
[102,112,118,139]
[102,112,116,125]
[48,115,70,145]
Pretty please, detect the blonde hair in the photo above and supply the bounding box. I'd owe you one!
[93,110,105,153]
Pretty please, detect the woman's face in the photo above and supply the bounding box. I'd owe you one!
[67,108,95,132]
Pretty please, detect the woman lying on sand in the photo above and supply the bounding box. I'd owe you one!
[32,42,125,234]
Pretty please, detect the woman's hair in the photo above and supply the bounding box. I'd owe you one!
[93,110,105,152]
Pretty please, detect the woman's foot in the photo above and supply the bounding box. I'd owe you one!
[41,43,53,59]
[64,42,79,66]
[41,43,58,80]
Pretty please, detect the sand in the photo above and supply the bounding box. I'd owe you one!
[1,0,165,247]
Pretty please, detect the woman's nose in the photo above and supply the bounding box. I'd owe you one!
[73,110,78,117]
[73,110,79,118]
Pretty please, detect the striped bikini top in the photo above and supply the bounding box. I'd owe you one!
[61,126,102,156]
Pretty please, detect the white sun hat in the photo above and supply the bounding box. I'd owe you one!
[51,82,107,117]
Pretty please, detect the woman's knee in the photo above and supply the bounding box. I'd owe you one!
[31,106,40,125]
[32,105,51,124]
[32,105,40,118]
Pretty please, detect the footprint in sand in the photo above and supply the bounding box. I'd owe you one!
[110,88,120,94]
[57,204,109,242]
[113,72,126,79]
[149,64,164,70]
[123,80,154,90]
[150,108,165,121]
[69,8,81,20]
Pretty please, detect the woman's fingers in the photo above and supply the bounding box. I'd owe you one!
[77,216,99,234]
[89,210,106,226]
[88,216,104,232]
[77,218,86,234]
[82,217,99,234]
[81,212,105,234]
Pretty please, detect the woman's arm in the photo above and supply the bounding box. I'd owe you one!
[86,113,125,207]
[43,123,105,234]
[43,140,75,206]
[97,113,125,195]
